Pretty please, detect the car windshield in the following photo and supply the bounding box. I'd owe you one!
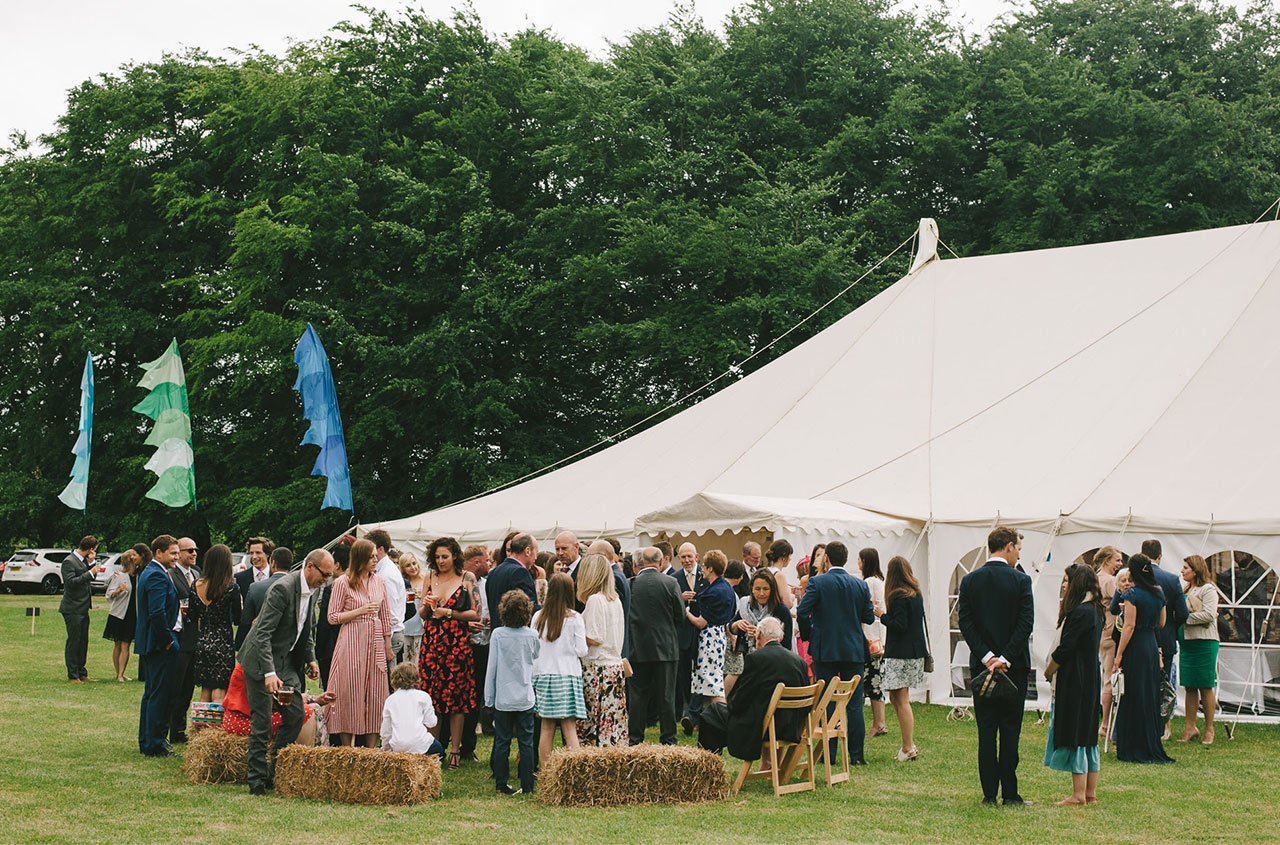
[8,552,36,562]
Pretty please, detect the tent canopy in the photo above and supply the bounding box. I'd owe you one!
[635,492,917,539]
[361,219,1280,546]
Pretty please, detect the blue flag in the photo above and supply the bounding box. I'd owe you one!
[293,324,353,510]
[57,352,94,511]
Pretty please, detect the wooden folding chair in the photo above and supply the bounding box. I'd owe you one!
[809,674,860,786]
[732,681,825,796]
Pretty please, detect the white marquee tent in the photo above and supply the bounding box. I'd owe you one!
[361,218,1280,717]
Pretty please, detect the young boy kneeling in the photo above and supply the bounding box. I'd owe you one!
[381,662,445,759]
[485,589,540,795]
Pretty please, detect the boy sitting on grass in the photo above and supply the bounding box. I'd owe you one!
[381,662,445,759]
[485,589,541,795]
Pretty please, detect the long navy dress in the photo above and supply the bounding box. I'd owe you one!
[1114,586,1174,764]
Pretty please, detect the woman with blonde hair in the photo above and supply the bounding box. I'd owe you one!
[532,573,588,761]
[1179,554,1219,744]
[399,553,425,665]
[1092,546,1123,738]
[575,554,627,746]
[327,538,394,748]
[102,549,140,681]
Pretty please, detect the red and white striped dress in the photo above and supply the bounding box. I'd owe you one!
[325,573,393,735]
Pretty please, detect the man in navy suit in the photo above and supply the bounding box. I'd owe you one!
[486,532,539,618]
[797,541,875,763]
[1142,539,1189,737]
[135,534,181,757]
[956,526,1034,806]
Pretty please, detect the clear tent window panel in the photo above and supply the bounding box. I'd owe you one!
[1206,550,1280,717]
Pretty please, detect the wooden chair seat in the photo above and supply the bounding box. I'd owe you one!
[732,680,825,797]
[809,674,861,786]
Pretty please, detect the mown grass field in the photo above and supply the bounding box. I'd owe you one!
[2,594,1278,844]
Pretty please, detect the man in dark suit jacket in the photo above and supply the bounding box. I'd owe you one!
[796,541,874,763]
[1142,539,1189,735]
[135,534,181,757]
[697,617,811,759]
[238,549,333,794]
[59,536,98,682]
[167,537,202,743]
[486,533,539,618]
[627,546,684,745]
[234,536,275,638]
[234,547,291,651]
[671,542,707,732]
[956,526,1035,806]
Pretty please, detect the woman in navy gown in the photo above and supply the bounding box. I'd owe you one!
[1112,553,1174,764]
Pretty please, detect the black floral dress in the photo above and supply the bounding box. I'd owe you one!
[192,583,239,690]
[418,583,476,714]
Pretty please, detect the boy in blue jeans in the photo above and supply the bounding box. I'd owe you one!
[485,589,540,795]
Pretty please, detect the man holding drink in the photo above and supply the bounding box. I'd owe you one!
[238,548,335,795]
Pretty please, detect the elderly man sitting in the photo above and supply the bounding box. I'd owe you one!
[697,616,811,760]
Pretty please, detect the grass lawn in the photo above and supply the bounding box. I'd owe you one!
[2,594,1278,843]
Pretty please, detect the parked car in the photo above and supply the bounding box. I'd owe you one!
[90,552,123,594]
[0,549,75,595]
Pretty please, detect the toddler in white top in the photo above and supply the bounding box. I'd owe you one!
[380,662,444,757]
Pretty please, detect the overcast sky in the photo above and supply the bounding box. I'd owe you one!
[0,0,1251,145]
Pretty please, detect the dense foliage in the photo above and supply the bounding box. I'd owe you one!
[1,0,1277,555]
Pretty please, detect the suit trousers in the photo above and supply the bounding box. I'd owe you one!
[973,668,1029,802]
[628,660,676,745]
[61,611,89,679]
[137,648,179,755]
[696,700,731,753]
[464,643,492,752]
[676,643,697,717]
[813,661,866,762]
[169,648,197,739]
[491,708,536,792]
[245,669,305,789]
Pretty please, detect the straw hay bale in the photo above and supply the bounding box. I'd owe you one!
[274,745,442,805]
[182,729,263,784]
[536,744,729,807]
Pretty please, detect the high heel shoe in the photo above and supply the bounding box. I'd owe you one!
[448,752,461,770]
[896,746,918,762]
[1180,730,1200,743]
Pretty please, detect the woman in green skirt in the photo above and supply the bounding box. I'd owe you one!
[1179,555,1219,744]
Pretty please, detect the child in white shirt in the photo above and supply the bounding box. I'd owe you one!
[381,662,444,758]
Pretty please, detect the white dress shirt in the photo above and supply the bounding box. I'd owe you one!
[380,689,438,753]
[375,556,407,634]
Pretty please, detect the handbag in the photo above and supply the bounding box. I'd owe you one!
[922,611,934,674]
[1159,673,1177,721]
[971,666,1019,699]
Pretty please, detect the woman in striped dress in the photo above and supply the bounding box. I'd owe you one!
[325,538,393,747]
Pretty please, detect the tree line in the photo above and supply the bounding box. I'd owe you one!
[1,0,1277,557]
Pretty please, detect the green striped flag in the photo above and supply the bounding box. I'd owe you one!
[134,338,196,508]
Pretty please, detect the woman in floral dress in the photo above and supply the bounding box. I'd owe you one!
[418,536,481,769]
[575,554,627,746]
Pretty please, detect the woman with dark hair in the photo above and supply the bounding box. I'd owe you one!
[765,539,796,609]
[724,568,793,694]
[328,538,394,748]
[418,535,481,769]
[1043,563,1105,804]
[883,556,927,761]
[1179,554,1219,744]
[859,547,888,737]
[1112,553,1174,764]
[190,543,240,702]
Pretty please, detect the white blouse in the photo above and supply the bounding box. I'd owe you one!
[581,593,624,666]
[531,610,588,677]
[863,575,885,645]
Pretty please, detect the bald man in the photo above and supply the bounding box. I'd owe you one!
[628,546,684,744]
[555,531,582,577]
[584,540,632,660]
[168,537,201,744]
[673,542,707,732]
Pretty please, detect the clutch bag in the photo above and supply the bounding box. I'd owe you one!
[971,666,1019,700]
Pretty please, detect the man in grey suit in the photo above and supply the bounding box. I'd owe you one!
[60,535,98,682]
[238,548,334,795]
[627,546,684,745]
[234,547,292,651]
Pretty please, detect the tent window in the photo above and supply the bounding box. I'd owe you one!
[1205,550,1280,717]
[948,548,986,699]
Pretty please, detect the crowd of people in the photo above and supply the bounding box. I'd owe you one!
[58,524,1222,803]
